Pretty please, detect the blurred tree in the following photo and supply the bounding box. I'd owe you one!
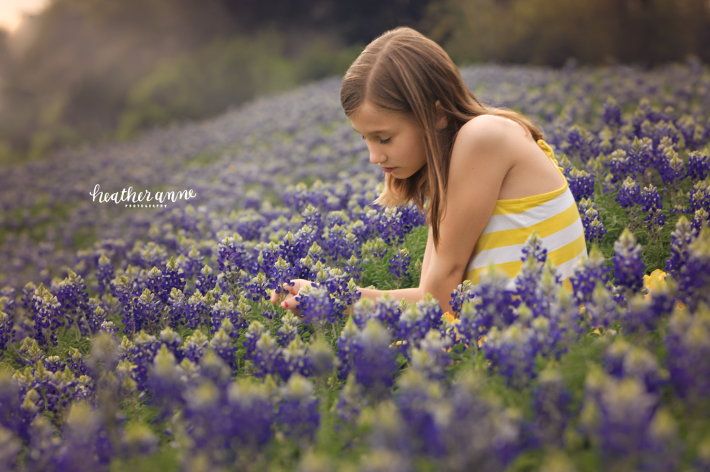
[424,0,710,67]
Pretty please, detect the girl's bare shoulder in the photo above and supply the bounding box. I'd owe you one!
[451,114,526,171]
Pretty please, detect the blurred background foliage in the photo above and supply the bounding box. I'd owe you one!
[0,0,708,166]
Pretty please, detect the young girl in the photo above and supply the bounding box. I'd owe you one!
[270,26,588,318]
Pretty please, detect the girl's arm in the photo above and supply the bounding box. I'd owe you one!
[277,115,514,317]
[350,224,434,312]
[358,116,513,316]
[415,115,514,315]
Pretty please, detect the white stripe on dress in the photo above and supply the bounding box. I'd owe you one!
[466,216,585,272]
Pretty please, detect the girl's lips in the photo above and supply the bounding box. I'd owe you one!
[382,167,396,173]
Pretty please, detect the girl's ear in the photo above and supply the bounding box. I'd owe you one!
[435,100,447,130]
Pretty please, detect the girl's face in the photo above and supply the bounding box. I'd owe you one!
[349,100,428,179]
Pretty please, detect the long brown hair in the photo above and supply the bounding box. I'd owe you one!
[340,26,544,251]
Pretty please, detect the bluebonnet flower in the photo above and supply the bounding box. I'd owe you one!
[621,346,666,395]
[687,149,710,181]
[373,292,403,330]
[377,206,407,246]
[133,288,162,334]
[665,303,710,404]
[449,279,475,316]
[180,330,209,364]
[275,312,299,347]
[613,228,645,298]
[210,325,237,369]
[532,368,572,448]
[66,347,89,377]
[147,345,185,415]
[18,336,45,366]
[627,136,654,175]
[569,244,610,305]
[114,276,139,335]
[565,125,595,163]
[618,177,641,208]
[388,248,411,280]
[514,255,548,316]
[609,150,633,184]
[25,416,60,471]
[166,288,186,328]
[0,425,21,470]
[253,331,281,378]
[396,303,427,356]
[658,147,685,188]
[694,208,710,235]
[644,206,666,236]
[584,282,621,329]
[30,284,65,347]
[640,183,663,213]
[181,379,227,469]
[308,338,334,378]
[442,371,523,470]
[483,324,537,387]
[336,317,360,379]
[690,181,710,213]
[394,369,447,458]
[581,207,607,243]
[296,283,339,326]
[352,297,377,328]
[580,368,658,469]
[344,254,364,281]
[278,337,311,381]
[334,373,365,427]
[666,215,694,279]
[272,257,296,296]
[225,380,274,452]
[473,262,517,331]
[243,320,266,359]
[217,234,249,273]
[276,374,320,447]
[567,168,595,201]
[86,298,107,334]
[54,402,113,471]
[195,265,217,293]
[677,227,710,310]
[353,320,397,402]
[0,298,14,353]
[361,237,388,263]
[642,407,684,472]
[410,330,452,381]
[130,331,160,390]
[417,294,444,334]
[602,96,622,128]
[244,272,269,302]
[96,254,115,297]
[209,294,235,335]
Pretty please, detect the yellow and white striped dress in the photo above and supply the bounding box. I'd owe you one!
[462,139,588,294]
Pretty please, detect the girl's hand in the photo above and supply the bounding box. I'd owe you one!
[270,279,313,317]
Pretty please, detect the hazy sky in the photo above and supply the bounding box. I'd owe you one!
[0,0,49,33]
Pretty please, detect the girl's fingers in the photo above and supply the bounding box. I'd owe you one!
[280,293,300,309]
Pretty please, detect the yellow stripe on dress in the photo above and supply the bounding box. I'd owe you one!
[474,201,580,253]
[492,183,568,215]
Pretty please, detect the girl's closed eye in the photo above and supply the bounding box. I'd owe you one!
[361,135,391,144]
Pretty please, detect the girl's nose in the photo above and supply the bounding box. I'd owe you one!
[369,147,386,164]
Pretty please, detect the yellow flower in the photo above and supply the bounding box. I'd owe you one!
[642,269,686,309]
[643,269,667,297]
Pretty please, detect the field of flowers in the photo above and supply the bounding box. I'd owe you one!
[1,59,710,471]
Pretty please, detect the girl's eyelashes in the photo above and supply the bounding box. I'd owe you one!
[360,135,391,145]
[379,137,391,144]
